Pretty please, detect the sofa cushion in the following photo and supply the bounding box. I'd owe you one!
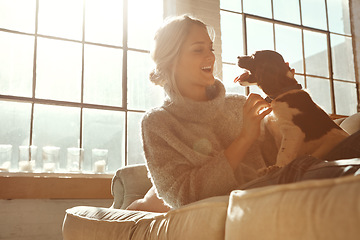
[63,195,229,240]
[226,174,360,240]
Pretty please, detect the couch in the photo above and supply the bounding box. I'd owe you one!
[62,113,360,240]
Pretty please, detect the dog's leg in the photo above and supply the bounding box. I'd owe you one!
[276,126,305,167]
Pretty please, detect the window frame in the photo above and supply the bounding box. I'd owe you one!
[0,0,160,176]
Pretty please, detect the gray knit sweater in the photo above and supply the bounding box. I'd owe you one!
[141,79,267,208]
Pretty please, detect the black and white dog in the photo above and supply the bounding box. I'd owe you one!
[236,50,349,167]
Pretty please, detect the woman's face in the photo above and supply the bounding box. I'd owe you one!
[174,23,216,100]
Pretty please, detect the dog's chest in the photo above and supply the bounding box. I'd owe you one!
[271,101,300,123]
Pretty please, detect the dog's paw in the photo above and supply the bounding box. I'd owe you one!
[257,165,282,177]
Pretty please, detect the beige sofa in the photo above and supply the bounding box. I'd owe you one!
[62,113,360,240]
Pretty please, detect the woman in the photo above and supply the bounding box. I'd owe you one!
[128,15,360,212]
[137,15,272,210]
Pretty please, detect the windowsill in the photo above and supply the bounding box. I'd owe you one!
[0,171,114,200]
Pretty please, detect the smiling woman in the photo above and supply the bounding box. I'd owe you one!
[174,24,216,101]
[139,15,272,209]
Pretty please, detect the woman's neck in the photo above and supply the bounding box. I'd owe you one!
[180,86,208,101]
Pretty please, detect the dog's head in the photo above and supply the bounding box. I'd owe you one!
[237,50,298,98]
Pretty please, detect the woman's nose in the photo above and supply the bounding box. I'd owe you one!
[207,51,215,61]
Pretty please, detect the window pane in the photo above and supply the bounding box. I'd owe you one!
[306,77,332,113]
[304,30,329,77]
[0,101,31,169]
[295,74,305,88]
[127,112,146,165]
[0,0,36,33]
[83,45,123,106]
[38,0,83,40]
[128,0,163,50]
[246,18,274,55]
[331,34,355,81]
[32,104,80,171]
[249,85,267,98]
[243,0,271,18]
[85,0,123,46]
[301,0,327,30]
[334,81,357,116]
[222,63,246,95]
[273,0,300,24]
[127,51,164,110]
[36,37,82,102]
[327,0,351,35]
[221,11,243,63]
[82,108,125,172]
[0,32,34,97]
[220,0,242,12]
[275,24,304,73]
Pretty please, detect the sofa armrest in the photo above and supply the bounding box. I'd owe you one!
[111,164,152,209]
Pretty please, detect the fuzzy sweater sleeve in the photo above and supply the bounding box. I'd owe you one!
[141,111,240,209]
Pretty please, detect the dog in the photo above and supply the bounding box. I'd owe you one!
[235,50,349,167]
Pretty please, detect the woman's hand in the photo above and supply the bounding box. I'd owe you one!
[225,93,272,171]
[241,93,272,142]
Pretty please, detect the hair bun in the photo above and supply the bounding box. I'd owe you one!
[149,69,166,86]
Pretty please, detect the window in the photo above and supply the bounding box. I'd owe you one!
[220,0,358,116]
[0,0,164,173]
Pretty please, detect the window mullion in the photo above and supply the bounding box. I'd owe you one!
[324,0,336,115]
[29,0,40,147]
[79,0,87,149]
[242,14,250,96]
[327,33,336,115]
[123,0,128,165]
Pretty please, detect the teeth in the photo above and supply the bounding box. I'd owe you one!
[201,66,212,70]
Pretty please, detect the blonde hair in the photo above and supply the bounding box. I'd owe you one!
[149,15,215,97]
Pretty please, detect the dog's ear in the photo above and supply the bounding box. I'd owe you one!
[257,62,281,83]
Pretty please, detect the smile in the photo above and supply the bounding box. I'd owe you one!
[201,66,212,72]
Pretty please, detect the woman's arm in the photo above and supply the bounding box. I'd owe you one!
[126,186,171,213]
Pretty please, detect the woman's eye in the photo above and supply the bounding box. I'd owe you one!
[194,48,203,53]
